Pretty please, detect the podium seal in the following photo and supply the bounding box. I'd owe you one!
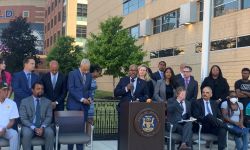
[134,108,161,137]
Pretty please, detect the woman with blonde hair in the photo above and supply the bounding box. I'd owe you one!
[138,64,155,99]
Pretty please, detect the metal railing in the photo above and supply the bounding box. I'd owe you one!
[93,99,119,140]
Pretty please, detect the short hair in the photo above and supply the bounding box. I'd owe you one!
[90,64,102,73]
[23,56,35,65]
[80,59,90,66]
[158,61,166,66]
[49,60,59,67]
[176,86,186,96]
[31,81,44,89]
[241,68,250,73]
[202,86,212,94]
[184,66,192,72]
[129,64,138,70]
[0,58,6,64]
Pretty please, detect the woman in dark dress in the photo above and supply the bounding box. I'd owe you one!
[201,65,229,103]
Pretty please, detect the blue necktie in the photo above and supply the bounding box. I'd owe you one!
[206,101,212,114]
[27,73,31,89]
[52,75,56,89]
[35,99,41,128]
[82,73,86,85]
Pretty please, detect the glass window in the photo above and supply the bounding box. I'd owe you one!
[242,0,250,9]
[153,17,161,34]
[129,25,139,39]
[214,0,239,17]
[237,35,250,47]
[48,7,50,15]
[159,49,174,57]
[54,16,57,25]
[123,0,145,15]
[62,7,66,22]
[23,11,29,18]
[195,43,202,53]
[55,0,57,7]
[77,4,87,17]
[58,12,61,22]
[162,10,178,32]
[76,25,87,38]
[57,30,61,38]
[211,38,236,51]
[199,0,204,21]
[51,19,53,28]
[150,51,159,59]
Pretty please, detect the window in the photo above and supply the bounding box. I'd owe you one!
[45,26,47,33]
[47,39,49,47]
[77,4,87,17]
[50,36,53,46]
[76,25,87,38]
[57,30,61,38]
[62,27,65,36]
[129,25,140,39]
[54,16,57,25]
[211,38,236,51]
[123,0,145,15]
[52,2,54,11]
[23,11,29,18]
[237,35,250,47]
[150,48,184,59]
[51,19,54,28]
[55,0,57,7]
[48,6,50,15]
[47,22,50,31]
[153,9,180,34]
[58,12,61,22]
[62,7,66,22]
[242,0,250,9]
[199,0,204,21]
[214,0,239,17]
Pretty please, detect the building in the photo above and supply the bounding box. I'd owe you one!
[0,0,46,54]
[44,0,87,53]
[88,0,250,91]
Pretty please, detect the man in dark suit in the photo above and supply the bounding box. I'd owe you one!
[192,86,227,150]
[67,59,92,150]
[19,81,54,150]
[167,87,192,150]
[114,64,149,150]
[175,63,186,81]
[152,61,166,81]
[41,60,67,111]
[12,56,39,109]
[176,66,198,102]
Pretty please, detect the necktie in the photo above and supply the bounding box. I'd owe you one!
[52,75,56,89]
[82,73,86,85]
[206,101,212,114]
[180,101,184,110]
[130,78,135,97]
[27,73,31,89]
[184,78,189,89]
[35,99,41,128]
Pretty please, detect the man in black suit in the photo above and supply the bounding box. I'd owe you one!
[176,66,198,102]
[175,63,186,81]
[41,60,67,111]
[167,87,192,150]
[114,64,149,150]
[152,61,166,81]
[192,86,227,150]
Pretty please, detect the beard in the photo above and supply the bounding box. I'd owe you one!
[37,93,43,98]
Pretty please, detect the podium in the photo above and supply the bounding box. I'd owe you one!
[119,102,165,150]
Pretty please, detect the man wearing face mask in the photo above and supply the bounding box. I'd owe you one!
[221,91,249,150]
[19,81,54,150]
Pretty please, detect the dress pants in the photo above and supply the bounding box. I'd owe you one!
[2,128,19,150]
[21,126,54,150]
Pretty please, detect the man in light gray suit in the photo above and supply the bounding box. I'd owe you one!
[19,81,54,150]
[167,87,192,150]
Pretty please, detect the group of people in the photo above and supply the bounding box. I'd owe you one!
[0,57,102,150]
[115,61,250,150]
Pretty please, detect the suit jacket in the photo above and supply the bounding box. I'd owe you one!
[19,96,53,128]
[152,71,162,81]
[192,99,222,124]
[153,79,175,102]
[41,72,67,111]
[114,76,149,107]
[12,71,39,108]
[66,69,92,112]
[176,77,198,102]
[167,97,191,128]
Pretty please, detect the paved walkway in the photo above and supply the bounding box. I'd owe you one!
[0,140,240,150]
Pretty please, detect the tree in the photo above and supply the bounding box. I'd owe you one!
[47,36,84,74]
[86,16,146,89]
[1,16,39,73]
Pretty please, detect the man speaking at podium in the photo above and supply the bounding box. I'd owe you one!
[114,64,149,150]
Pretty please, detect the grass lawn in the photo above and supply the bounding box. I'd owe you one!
[95,90,113,99]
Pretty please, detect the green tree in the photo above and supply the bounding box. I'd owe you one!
[86,16,146,89]
[1,16,39,73]
[47,36,84,74]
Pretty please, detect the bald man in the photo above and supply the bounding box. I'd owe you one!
[192,86,227,150]
[41,60,67,111]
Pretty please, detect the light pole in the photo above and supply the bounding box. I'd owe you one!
[201,0,212,82]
